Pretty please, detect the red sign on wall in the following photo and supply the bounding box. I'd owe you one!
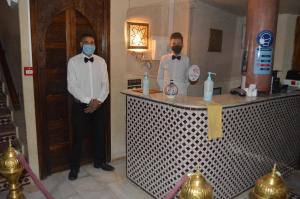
[24,67,33,76]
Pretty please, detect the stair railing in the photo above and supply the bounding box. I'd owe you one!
[0,41,20,110]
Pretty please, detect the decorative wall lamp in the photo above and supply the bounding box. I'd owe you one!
[127,22,151,69]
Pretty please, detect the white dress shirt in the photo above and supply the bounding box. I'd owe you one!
[67,53,109,104]
[157,53,190,95]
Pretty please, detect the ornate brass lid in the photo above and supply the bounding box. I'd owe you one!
[250,164,288,199]
[0,141,23,174]
[179,170,213,199]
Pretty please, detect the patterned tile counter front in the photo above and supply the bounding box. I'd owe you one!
[124,91,300,199]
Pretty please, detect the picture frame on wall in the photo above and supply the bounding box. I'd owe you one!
[208,28,223,52]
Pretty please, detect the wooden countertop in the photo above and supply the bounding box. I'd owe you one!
[122,89,300,109]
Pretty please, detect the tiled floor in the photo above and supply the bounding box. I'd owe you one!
[0,158,299,199]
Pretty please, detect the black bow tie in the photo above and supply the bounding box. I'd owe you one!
[172,55,181,60]
[84,57,94,63]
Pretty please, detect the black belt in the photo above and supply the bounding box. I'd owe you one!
[74,98,87,104]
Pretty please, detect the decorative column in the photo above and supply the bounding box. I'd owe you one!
[244,0,279,93]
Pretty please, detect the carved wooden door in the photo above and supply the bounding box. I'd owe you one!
[30,0,110,178]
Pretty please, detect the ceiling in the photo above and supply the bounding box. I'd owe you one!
[197,0,300,16]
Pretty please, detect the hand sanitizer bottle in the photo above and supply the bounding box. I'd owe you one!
[203,72,216,101]
[143,72,149,96]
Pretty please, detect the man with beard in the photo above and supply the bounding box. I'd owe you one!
[157,32,190,95]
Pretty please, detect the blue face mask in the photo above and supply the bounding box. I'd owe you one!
[82,44,95,56]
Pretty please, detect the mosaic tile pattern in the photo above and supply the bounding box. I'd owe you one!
[0,92,14,146]
[289,192,300,199]
[126,95,300,199]
[0,114,11,127]
[0,134,16,144]
[0,95,6,109]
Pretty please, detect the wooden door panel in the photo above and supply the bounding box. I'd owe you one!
[49,144,70,172]
[46,69,67,94]
[48,123,69,145]
[45,27,66,43]
[31,0,110,177]
[45,11,67,68]
[44,9,70,173]
[45,43,66,49]
[45,49,67,68]
[46,80,67,94]
[46,95,68,120]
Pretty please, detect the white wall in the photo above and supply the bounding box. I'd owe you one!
[111,0,175,159]
[111,0,192,159]
[18,0,39,176]
[112,0,172,158]
[273,14,298,80]
[129,0,166,8]
[110,0,129,159]
[188,1,241,96]
[126,0,191,91]
[188,9,298,96]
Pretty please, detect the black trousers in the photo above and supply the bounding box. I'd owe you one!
[70,101,105,170]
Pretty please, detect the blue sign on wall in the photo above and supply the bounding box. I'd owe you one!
[254,30,274,74]
[254,47,273,75]
[256,30,274,48]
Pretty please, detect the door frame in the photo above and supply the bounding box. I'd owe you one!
[30,0,111,178]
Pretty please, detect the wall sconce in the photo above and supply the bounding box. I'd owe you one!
[127,22,149,50]
[127,22,151,69]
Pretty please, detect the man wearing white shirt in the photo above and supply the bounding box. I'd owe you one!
[157,32,190,95]
[67,34,113,181]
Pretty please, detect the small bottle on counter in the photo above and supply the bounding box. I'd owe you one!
[143,72,149,96]
[164,80,178,98]
[203,72,216,101]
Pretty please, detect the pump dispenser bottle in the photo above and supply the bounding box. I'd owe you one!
[143,72,149,96]
[203,72,216,101]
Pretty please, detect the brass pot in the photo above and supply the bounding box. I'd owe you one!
[179,170,213,199]
[250,164,288,199]
[0,141,25,199]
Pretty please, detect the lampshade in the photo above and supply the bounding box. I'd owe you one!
[127,22,149,50]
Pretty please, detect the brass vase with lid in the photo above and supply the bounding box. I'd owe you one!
[179,170,213,199]
[250,164,288,199]
[0,141,25,199]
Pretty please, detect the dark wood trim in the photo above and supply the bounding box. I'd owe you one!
[0,42,21,111]
[30,0,48,179]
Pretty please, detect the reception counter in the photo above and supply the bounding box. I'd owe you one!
[123,90,300,199]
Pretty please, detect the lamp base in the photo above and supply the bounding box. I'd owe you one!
[8,187,26,199]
